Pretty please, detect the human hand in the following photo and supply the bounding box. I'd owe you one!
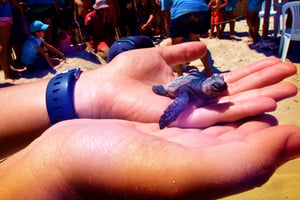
[61,54,66,61]
[85,41,95,53]
[4,116,300,199]
[141,24,148,30]
[126,3,133,9]
[74,42,297,129]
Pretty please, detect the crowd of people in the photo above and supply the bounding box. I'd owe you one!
[0,0,168,79]
[1,0,296,80]
[1,0,273,80]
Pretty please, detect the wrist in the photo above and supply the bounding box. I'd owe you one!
[74,67,115,119]
[46,68,82,124]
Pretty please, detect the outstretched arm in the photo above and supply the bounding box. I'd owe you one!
[1,116,300,199]
[0,42,297,158]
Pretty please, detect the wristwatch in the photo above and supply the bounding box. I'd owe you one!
[46,68,82,124]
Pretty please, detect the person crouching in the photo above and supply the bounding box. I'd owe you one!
[21,20,65,72]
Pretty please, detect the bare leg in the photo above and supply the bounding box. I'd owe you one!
[229,20,235,36]
[171,37,184,76]
[252,12,260,42]
[209,24,214,39]
[246,12,254,43]
[216,24,221,39]
[228,11,235,36]
[200,53,213,77]
[0,25,13,79]
[190,33,212,76]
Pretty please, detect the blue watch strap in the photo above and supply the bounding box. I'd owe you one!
[46,68,82,124]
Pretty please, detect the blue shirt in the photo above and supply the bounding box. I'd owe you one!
[225,0,238,12]
[160,0,209,19]
[248,0,265,12]
[21,35,44,64]
[0,1,12,18]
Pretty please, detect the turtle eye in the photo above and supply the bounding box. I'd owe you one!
[212,83,219,91]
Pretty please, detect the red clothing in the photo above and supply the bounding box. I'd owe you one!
[84,10,115,49]
[211,9,224,25]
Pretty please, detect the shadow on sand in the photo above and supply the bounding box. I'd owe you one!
[248,36,300,63]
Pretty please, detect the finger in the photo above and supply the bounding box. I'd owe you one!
[157,41,208,66]
[221,82,298,103]
[246,125,300,163]
[216,114,278,141]
[201,125,237,137]
[227,61,297,95]
[174,97,276,128]
[224,57,282,83]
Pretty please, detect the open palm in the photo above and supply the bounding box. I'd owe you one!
[31,115,300,199]
[79,42,297,129]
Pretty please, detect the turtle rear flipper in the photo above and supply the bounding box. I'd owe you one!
[159,88,189,129]
[152,85,168,96]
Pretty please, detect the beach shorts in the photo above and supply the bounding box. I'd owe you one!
[25,4,56,22]
[168,11,211,38]
[248,0,263,12]
[0,1,13,27]
[211,10,224,25]
[26,55,51,71]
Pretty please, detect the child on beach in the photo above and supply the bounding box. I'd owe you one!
[57,23,84,55]
[209,0,228,39]
[246,0,265,43]
[221,0,238,37]
[136,0,159,36]
[84,0,116,59]
[21,20,65,72]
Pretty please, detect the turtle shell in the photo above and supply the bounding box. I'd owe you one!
[164,72,207,96]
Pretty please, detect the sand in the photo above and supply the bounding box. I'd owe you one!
[1,18,300,199]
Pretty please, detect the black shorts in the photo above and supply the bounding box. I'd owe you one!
[168,11,211,38]
[26,4,56,22]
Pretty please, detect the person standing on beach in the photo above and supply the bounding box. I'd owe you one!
[0,0,23,79]
[136,0,159,36]
[160,0,213,76]
[221,0,239,37]
[73,0,93,43]
[116,0,137,37]
[246,0,265,43]
[208,0,228,39]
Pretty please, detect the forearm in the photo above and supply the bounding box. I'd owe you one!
[43,53,55,68]
[0,67,113,158]
[0,134,76,200]
[220,1,228,9]
[46,45,64,58]
[0,80,50,158]
[85,41,94,52]
[145,14,154,26]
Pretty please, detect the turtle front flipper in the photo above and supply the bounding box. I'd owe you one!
[159,87,189,129]
[152,85,169,96]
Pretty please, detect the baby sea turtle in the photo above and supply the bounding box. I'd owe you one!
[152,72,228,129]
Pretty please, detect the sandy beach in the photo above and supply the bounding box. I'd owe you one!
[1,17,300,199]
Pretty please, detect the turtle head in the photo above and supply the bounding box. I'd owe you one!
[202,74,227,97]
